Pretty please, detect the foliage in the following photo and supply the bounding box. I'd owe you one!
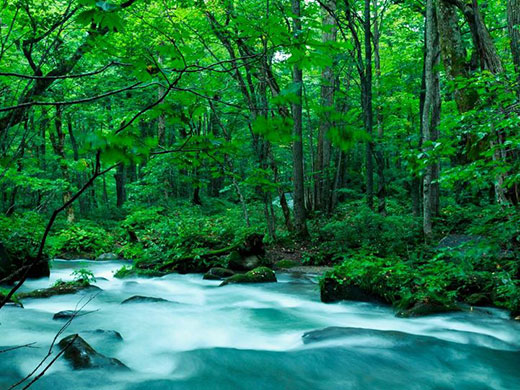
[0,212,47,260]
[316,201,422,259]
[47,221,114,258]
[71,268,97,284]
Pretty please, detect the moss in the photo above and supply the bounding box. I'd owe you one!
[396,300,460,318]
[114,265,166,279]
[220,266,276,286]
[17,280,98,299]
[203,267,235,280]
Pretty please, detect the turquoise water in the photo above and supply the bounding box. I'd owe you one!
[1,260,519,389]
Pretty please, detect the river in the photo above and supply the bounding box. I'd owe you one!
[1,260,519,389]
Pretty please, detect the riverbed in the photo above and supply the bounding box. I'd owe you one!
[1,260,519,389]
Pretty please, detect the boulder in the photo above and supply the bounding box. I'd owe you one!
[121,295,172,304]
[396,300,459,318]
[302,327,401,344]
[220,267,276,286]
[203,267,235,280]
[227,252,262,271]
[18,281,100,299]
[320,277,386,304]
[58,334,128,370]
[81,329,123,341]
[0,243,49,283]
[53,310,96,320]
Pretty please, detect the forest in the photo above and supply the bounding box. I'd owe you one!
[0,0,519,389]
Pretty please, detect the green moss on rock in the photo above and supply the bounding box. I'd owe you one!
[220,267,276,286]
[203,267,235,280]
[17,280,100,299]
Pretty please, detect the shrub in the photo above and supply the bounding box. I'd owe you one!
[47,221,114,258]
[0,212,46,260]
[317,202,422,258]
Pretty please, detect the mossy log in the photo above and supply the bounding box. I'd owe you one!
[137,233,265,274]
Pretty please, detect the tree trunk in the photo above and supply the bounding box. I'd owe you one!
[421,0,434,239]
[51,106,74,222]
[315,0,337,212]
[363,0,374,210]
[67,118,89,216]
[291,0,308,238]
[114,164,126,208]
[509,0,520,86]
[436,0,476,112]
[373,0,387,216]
[422,0,441,238]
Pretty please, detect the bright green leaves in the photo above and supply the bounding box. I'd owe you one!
[252,116,293,144]
[76,1,125,32]
[83,130,157,165]
[244,168,279,193]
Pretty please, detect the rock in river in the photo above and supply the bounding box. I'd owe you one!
[81,329,123,342]
[220,267,276,286]
[58,334,128,370]
[121,295,173,304]
[53,310,96,320]
[18,281,101,299]
[203,267,235,280]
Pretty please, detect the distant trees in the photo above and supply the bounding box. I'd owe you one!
[0,0,519,243]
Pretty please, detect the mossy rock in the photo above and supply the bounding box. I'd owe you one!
[396,300,460,318]
[220,267,276,286]
[320,277,387,304]
[58,334,129,370]
[225,251,243,270]
[53,310,96,320]
[274,260,299,269]
[0,242,50,283]
[463,293,492,306]
[114,266,165,279]
[17,280,100,299]
[203,267,235,280]
[121,295,173,304]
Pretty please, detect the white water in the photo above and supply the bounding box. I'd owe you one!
[1,260,519,389]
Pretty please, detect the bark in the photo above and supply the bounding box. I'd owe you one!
[291,0,308,237]
[449,0,503,73]
[436,0,476,112]
[51,106,74,222]
[509,0,520,84]
[422,0,436,238]
[315,0,337,212]
[363,0,374,210]
[430,7,442,217]
[114,164,126,208]
[67,117,88,216]
[373,0,386,215]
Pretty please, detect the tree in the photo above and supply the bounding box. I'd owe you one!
[291,0,309,237]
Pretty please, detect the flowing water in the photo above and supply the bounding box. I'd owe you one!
[1,260,519,390]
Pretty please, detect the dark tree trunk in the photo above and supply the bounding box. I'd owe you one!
[363,0,374,210]
[315,0,337,212]
[114,164,126,208]
[50,106,74,222]
[291,0,308,238]
[509,0,520,86]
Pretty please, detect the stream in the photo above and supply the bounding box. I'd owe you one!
[1,260,520,390]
